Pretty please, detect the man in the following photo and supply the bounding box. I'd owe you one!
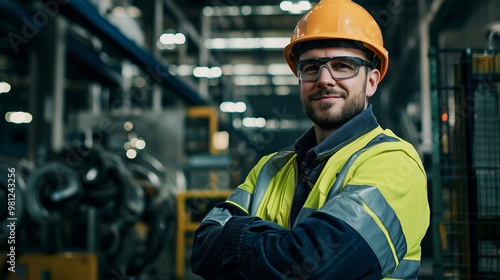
[190,0,430,279]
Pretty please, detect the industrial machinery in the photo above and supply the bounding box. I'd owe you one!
[1,144,177,279]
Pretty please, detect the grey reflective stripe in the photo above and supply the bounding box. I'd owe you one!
[384,259,420,280]
[327,133,399,201]
[203,207,233,226]
[227,187,252,213]
[251,147,295,216]
[342,184,407,265]
[317,190,400,276]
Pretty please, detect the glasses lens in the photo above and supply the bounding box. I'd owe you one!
[297,57,361,81]
[329,58,359,77]
[297,60,322,81]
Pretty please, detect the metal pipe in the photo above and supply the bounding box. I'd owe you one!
[50,16,68,153]
[419,0,445,154]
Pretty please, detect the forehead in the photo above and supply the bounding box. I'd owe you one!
[299,47,368,61]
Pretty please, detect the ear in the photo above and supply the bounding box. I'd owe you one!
[365,68,380,98]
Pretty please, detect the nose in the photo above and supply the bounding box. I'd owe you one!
[317,64,337,87]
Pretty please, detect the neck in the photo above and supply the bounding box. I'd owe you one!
[314,126,336,145]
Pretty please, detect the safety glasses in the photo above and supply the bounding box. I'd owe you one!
[296,56,374,81]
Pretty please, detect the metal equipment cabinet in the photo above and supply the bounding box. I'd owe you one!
[430,48,500,279]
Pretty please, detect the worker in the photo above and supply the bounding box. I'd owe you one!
[190,0,430,279]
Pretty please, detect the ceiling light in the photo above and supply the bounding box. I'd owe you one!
[298,1,312,10]
[160,33,186,45]
[275,86,291,96]
[176,65,194,76]
[193,66,223,79]
[241,6,252,15]
[242,117,266,128]
[203,6,215,16]
[280,1,293,11]
[257,5,276,15]
[220,101,247,113]
[209,67,223,78]
[5,111,32,124]
[157,41,176,50]
[280,1,311,14]
[267,63,293,75]
[233,64,257,75]
[234,76,269,86]
[272,76,298,85]
[205,37,289,50]
[0,82,11,94]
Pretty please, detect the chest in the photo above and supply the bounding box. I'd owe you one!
[255,156,347,229]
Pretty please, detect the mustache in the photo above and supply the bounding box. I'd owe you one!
[309,88,347,100]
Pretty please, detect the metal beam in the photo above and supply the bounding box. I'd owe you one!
[46,0,206,105]
[164,0,203,48]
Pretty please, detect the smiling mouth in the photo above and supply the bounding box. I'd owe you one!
[313,95,343,101]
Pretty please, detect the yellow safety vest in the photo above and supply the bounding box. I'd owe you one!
[206,126,430,280]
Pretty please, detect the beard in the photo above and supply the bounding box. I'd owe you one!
[303,83,367,130]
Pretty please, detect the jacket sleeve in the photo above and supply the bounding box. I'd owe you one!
[191,207,382,280]
[190,202,248,280]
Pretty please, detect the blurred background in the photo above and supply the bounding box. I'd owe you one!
[0,0,499,279]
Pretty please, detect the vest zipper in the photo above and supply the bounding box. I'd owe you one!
[302,168,314,189]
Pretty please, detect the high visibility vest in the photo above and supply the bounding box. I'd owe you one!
[205,126,430,280]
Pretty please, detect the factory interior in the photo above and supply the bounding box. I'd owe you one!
[0,0,499,279]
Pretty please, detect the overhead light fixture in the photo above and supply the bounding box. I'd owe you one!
[256,5,276,15]
[242,117,266,128]
[272,76,298,85]
[204,5,282,17]
[159,32,186,45]
[0,82,11,94]
[5,111,32,124]
[233,76,269,86]
[174,65,195,76]
[193,66,223,79]
[267,64,294,75]
[280,1,311,14]
[205,37,289,50]
[232,64,267,75]
[220,101,247,113]
[220,64,293,76]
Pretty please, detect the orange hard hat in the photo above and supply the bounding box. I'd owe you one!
[284,0,389,81]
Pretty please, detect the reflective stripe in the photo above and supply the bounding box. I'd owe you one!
[384,259,420,280]
[291,133,400,228]
[203,207,233,226]
[318,186,406,276]
[343,185,406,263]
[251,147,295,216]
[226,187,252,214]
[327,133,399,200]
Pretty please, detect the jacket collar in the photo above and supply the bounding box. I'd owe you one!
[295,104,379,161]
